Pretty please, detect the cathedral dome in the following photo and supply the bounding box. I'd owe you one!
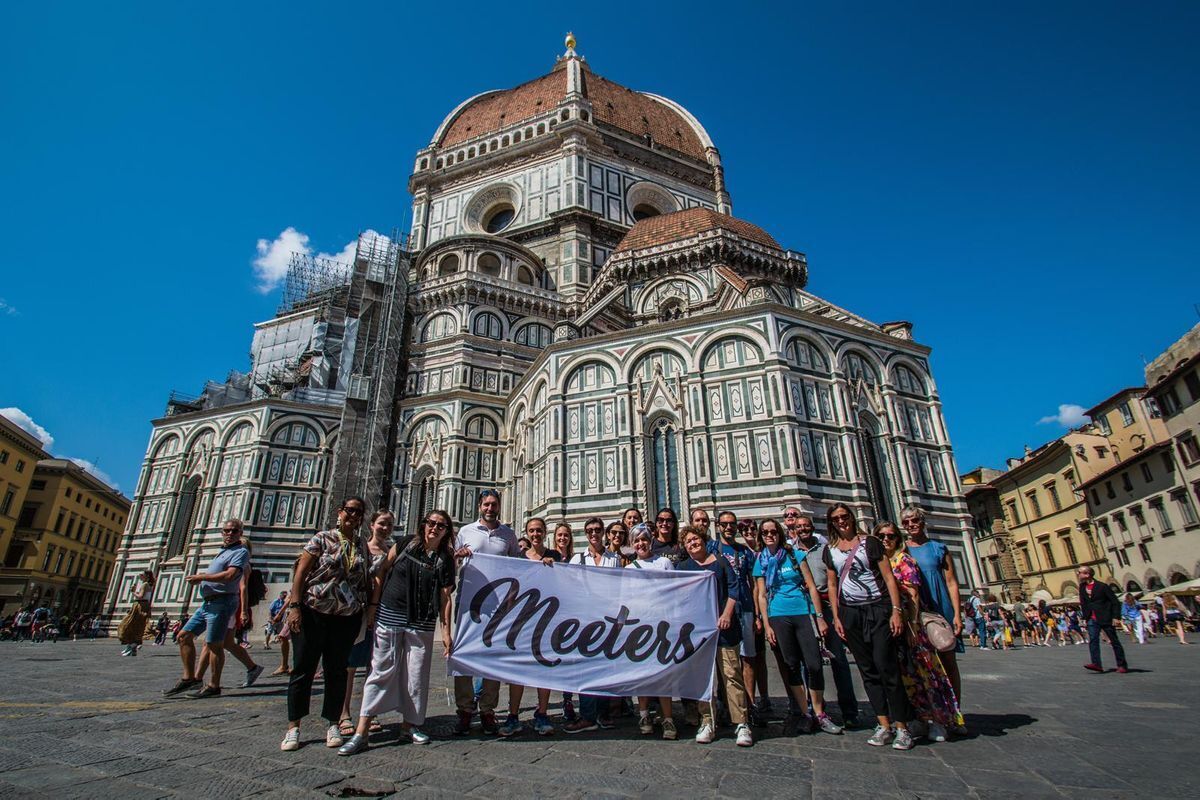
[429,42,714,163]
[613,207,779,254]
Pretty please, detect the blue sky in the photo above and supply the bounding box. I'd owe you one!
[1,2,1197,494]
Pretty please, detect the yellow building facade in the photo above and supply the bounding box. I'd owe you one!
[0,458,129,616]
[0,416,51,613]
[991,432,1115,601]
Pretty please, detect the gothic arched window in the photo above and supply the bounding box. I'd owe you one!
[514,323,551,348]
[650,417,681,514]
[843,352,878,385]
[472,312,503,340]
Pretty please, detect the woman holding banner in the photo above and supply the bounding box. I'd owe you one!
[679,525,754,747]
[562,519,623,734]
[626,524,677,738]
[337,510,456,755]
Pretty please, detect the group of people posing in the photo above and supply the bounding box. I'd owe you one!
[156,490,973,755]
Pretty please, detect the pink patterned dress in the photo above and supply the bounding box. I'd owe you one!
[891,552,965,728]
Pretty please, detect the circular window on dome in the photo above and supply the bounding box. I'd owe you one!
[632,204,662,222]
[484,206,515,233]
[626,181,681,224]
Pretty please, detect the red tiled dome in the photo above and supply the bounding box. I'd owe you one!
[613,208,780,254]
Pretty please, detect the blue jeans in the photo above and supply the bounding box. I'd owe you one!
[182,594,239,644]
[578,694,603,723]
[1087,620,1127,669]
[975,616,988,647]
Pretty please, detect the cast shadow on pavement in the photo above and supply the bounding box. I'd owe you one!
[961,712,1036,738]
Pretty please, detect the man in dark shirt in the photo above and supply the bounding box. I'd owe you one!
[1078,566,1128,673]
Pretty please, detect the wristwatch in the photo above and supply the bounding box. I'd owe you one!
[287,602,301,610]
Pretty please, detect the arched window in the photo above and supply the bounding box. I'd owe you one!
[465,415,499,442]
[893,364,926,396]
[438,254,460,276]
[514,323,552,348]
[515,265,535,285]
[632,350,687,382]
[787,338,829,374]
[650,417,681,514]
[225,422,254,447]
[421,313,457,342]
[477,253,502,277]
[471,312,503,340]
[484,207,515,233]
[271,422,319,448]
[164,475,202,561]
[843,352,878,385]
[633,204,661,221]
[565,362,617,392]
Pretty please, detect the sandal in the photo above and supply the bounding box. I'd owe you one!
[338,718,355,737]
[368,720,383,734]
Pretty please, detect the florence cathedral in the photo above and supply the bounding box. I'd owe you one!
[105,36,982,621]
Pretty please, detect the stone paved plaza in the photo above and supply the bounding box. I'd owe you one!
[0,635,1197,799]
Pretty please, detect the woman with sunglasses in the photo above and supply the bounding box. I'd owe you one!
[562,518,622,734]
[752,519,842,736]
[337,510,456,755]
[877,521,963,745]
[281,497,373,752]
[626,524,677,738]
[606,521,632,564]
[899,504,964,721]
[651,508,685,564]
[822,503,914,750]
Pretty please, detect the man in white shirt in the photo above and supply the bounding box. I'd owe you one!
[451,489,519,735]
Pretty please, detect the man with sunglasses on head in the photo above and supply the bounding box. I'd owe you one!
[452,489,520,735]
[784,506,861,729]
[709,510,759,726]
[163,518,250,698]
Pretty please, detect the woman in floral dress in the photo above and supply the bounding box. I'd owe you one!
[877,522,964,743]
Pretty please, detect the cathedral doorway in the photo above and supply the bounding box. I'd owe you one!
[856,412,897,525]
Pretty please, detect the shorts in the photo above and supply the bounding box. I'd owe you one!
[737,611,757,658]
[1014,620,1030,633]
[183,594,239,645]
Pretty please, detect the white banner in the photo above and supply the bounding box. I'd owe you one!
[448,554,719,700]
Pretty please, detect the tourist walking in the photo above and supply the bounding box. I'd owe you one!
[154,612,170,646]
[338,509,394,739]
[753,519,841,737]
[337,509,456,755]
[1162,593,1191,644]
[162,520,250,699]
[822,504,914,749]
[1078,566,1129,673]
[1122,594,1145,644]
[119,570,155,656]
[680,524,753,746]
[879,522,964,743]
[280,497,373,751]
[451,489,521,736]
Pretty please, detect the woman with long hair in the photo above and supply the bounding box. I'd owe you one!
[879,522,964,743]
[823,503,914,750]
[1163,594,1192,644]
[338,510,395,738]
[626,524,676,739]
[652,508,684,563]
[605,521,632,565]
[554,522,575,564]
[338,509,456,754]
[281,496,373,752]
[120,570,155,656]
[753,518,841,736]
[622,507,644,531]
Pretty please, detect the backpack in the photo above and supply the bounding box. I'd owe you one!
[247,569,267,607]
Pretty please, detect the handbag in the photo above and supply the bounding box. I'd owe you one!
[919,610,957,652]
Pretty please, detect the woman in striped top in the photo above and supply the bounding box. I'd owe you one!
[338,509,456,755]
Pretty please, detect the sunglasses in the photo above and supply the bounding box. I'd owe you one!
[718,520,736,527]
[760,528,780,536]
[783,511,800,518]
[585,527,603,534]
[341,507,364,516]
[830,514,851,522]
[880,533,900,541]
[425,519,449,531]
[656,518,673,524]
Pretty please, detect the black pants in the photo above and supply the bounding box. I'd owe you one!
[769,615,825,692]
[840,600,912,723]
[820,603,861,720]
[288,606,362,723]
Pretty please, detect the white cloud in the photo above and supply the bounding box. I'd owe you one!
[1038,403,1089,428]
[0,407,54,450]
[253,227,374,293]
[0,298,17,316]
[68,458,119,491]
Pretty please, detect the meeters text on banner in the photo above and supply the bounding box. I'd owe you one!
[447,554,720,700]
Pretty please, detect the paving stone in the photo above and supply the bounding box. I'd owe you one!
[89,755,172,777]
[404,766,492,793]
[56,777,175,800]
[256,763,351,790]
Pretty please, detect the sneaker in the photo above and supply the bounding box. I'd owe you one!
[661,718,678,740]
[406,727,431,745]
[453,710,473,736]
[562,718,599,735]
[325,724,344,748]
[596,716,615,730]
[735,723,754,747]
[867,724,895,747]
[816,714,844,735]
[337,733,368,756]
[1117,666,1129,674]
[694,723,715,744]
[562,698,577,722]
[638,712,654,735]
[480,711,499,735]
[240,664,265,688]
[928,722,948,742]
[280,727,301,752]
[1083,663,1104,673]
[892,727,914,750]
[532,711,554,736]
[163,678,201,697]
[188,685,221,700]
[498,714,523,737]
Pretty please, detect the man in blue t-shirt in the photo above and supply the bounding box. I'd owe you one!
[163,519,250,699]
[709,510,759,716]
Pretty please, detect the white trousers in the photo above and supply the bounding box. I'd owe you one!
[360,625,435,724]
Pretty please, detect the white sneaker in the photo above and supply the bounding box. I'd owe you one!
[694,723,715,744]
[735,723,754,747]
[325,724,344,748]
[929,722,948,742]
[280,727,300,752]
